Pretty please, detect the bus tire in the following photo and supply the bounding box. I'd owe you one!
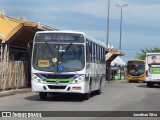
[39,92,47,99]
[83,92,90,100]
[147,83,153,88]
[83,80,92,100]
[97,80,102,95]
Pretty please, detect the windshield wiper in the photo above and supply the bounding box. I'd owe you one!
[61,43,73,57]
[45,42,54,55]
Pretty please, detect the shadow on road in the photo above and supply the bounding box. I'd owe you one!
[136,84,147,88]
[136,84,160,88]
[24,91,98,102]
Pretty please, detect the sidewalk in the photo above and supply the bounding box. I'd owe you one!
[0,88,31,97]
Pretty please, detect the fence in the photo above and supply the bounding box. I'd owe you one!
[0,61,28,91]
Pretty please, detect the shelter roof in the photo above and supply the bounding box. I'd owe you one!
[0,9,58,45]
[105,47,125,62]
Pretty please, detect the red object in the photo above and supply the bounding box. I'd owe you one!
[146,70,148,77]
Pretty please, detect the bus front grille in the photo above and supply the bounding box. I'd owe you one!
[46,81,70,83]
[47,85,66,89]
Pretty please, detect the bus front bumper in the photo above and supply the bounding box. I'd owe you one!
[31,81,86,94]
[126,75,145,81]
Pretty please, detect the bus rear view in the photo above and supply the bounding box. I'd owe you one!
[146,53,160,87]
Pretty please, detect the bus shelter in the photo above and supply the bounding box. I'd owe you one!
[111,56,126,80]
[0,9,58,91]
[105,47,124,81]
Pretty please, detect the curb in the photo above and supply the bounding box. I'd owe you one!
[0,88,31,97]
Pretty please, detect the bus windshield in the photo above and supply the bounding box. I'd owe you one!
[127,61,145,76]
[32,43,85,72]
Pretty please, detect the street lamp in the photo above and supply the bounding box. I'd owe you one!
[106,0,110,47]
[116,4,127,50]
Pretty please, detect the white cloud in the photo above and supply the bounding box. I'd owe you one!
[61,0,160,27]
[69,0,107,18]
[4,0,160,27]
[121,4,160,25]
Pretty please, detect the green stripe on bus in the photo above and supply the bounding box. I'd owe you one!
[46,78,75,82]
[150,68,160,74]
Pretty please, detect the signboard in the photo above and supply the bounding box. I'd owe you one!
[149,68,160,74]
[148,55,160,64]
[127,61,144,65]
[38,60,50,67]
[35,33,84,42]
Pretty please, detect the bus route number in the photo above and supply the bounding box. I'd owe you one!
[38,60,50,67]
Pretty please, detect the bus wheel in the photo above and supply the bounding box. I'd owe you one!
[97,81,102,95]
[83,82,91,100]
[39,92,47,99]
[83,92,90,100]
[147,83,153,88]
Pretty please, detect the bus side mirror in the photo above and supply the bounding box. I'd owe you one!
[27,40,33,57]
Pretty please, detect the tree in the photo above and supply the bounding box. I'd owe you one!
[136,47,160,60]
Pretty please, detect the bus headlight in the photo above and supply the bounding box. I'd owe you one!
[32,74,44,83]
[71,75,85,84]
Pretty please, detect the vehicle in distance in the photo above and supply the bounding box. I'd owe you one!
[126,59,145,83]
[145,53,160,87]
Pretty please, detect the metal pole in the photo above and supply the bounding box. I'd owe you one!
[106,0,111,81]
[106,0,110,47]
[116,4,127,50]
[119,7,122,50]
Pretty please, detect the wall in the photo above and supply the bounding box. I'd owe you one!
[0,61,28,91]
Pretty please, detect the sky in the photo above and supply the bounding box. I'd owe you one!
[1,0,160,62]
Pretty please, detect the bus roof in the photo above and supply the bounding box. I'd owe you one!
[127,59,145,62]
[35,31,106,48]
[146,53,160,56]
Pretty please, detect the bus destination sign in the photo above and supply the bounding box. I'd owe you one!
[35,33,84,42]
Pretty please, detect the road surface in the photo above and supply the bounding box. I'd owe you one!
[0,80,160,120]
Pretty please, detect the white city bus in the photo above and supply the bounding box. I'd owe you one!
[31,31,106,100]
[146,53,160,87]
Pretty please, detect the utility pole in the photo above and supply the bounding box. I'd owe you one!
[106,0,111,82]
[106,0,110,47]
[116,4,127,80]
[116,4,127,50]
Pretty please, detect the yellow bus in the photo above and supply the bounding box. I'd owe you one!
[126,59,145,82]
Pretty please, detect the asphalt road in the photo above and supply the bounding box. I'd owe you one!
[0,80,160,120]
